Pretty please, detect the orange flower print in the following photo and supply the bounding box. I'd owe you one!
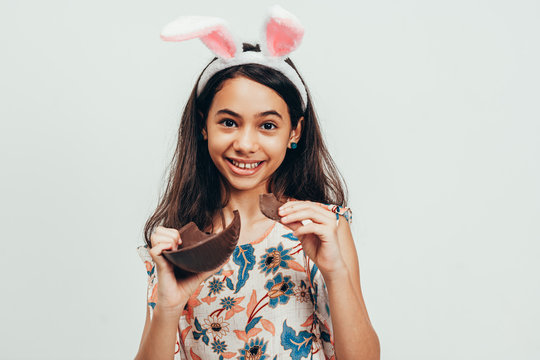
[202,314,231,340]
[238,337,268,360]
[265,273,295,307]
[294,280,310,303]
[259,243,292,275]
[264,250,281,271]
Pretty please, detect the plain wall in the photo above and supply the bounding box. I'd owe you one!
[1,0,539,359]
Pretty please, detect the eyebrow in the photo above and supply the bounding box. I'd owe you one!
[215,108,283,120]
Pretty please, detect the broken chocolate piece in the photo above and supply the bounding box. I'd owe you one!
[162,210,241,279]
[259,193,286,221]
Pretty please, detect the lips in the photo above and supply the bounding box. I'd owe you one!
[226,158,264,175]
[229,158,262,169]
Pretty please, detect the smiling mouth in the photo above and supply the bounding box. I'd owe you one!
[227,158,264,170]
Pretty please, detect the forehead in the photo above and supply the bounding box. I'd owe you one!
[209,76,289,118]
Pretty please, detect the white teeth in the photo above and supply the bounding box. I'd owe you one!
[231,160,261,169]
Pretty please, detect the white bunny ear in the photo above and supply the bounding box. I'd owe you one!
[263,5,304,57]
[160,16,237,59]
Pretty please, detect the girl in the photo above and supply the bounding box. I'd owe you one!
[135,6,380,360]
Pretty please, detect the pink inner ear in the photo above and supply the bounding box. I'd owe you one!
[201,28,236,59]
[266,18,304,57]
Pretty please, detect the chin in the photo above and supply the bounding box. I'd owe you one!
[218,172,268,192]
[226,179,267,192]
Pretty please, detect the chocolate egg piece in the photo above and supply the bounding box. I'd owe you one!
[162,210,241,279]
[259,193,286,221]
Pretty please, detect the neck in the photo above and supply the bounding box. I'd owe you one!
[215,182,270,231]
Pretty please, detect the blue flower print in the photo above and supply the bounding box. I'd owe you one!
[239,337,268,360]
[192,317,210,345]
[281,321,312,360]
[220,296,238,310]
[264,273,295,308]
[282,232,299,241]
[211,339,227,354]
[259,243,292,275]
[232,244,256,293]
[208,277,224,296]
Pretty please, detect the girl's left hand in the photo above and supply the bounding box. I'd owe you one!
[278,200,346,277]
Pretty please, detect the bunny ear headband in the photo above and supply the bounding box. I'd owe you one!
[160,5,308,111]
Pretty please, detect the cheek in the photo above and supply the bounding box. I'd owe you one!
[205,137,226,168]
[265,137,289,162]
[206,130,228,153]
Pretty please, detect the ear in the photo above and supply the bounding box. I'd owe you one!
[201,127,208,140]
[288,116,303,147]
[160,16,237,59]
[263,5,304,57]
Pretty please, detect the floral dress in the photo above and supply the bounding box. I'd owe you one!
[137,204,352,360]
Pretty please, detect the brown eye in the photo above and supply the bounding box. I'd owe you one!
[220,119,237,127]
[262,122,276,130]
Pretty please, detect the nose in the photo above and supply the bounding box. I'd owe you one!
[233,127,259,154]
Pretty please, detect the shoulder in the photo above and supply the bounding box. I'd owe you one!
[136,244,158,281]
[137,244,152,262]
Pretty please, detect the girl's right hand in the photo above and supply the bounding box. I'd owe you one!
[149,226,218,314]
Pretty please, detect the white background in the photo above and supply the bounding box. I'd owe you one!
[1,0,539,359]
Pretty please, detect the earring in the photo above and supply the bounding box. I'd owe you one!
[290,142,297,149]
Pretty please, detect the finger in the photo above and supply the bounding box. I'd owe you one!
[151,239,180,254]
[151,234,181,248]
[282,220,302,232]
[148,242,176,269]
[278,199,308,212]
[280,200,327,211]
[154,241,181,252]
[293,222,330,239]
[279,200,334,220]
[153,238,182,248]
[151,233,182,248]
[149,240,175,255]
[153,226,181,240]
[280,208,335,226]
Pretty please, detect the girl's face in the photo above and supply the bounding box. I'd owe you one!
[203,76,302,193]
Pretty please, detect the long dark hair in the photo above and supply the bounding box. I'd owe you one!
[143,44,347,246]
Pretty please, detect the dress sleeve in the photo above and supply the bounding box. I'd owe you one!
[310,267,336,358]
[136,244,158,319]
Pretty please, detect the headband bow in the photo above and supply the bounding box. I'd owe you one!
[160,5,308,111]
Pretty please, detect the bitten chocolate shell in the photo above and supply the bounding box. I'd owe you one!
[259,193,286,221]
[162,210,241,279]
